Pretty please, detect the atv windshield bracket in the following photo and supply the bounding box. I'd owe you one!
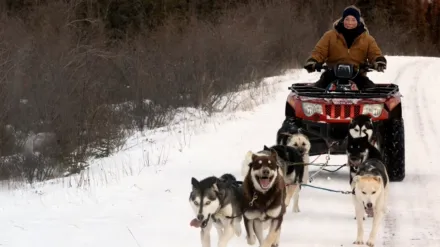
[334,64,354,79]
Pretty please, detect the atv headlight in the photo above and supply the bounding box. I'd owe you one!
[362,104,383,118]
[302,102,323,117]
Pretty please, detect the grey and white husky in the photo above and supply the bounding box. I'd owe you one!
[351,158,389,247]
[189,173,244,247]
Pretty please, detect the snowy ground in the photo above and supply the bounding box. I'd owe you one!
[0,56,439,247]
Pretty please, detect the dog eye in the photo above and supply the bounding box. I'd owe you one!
[372,191,376,194]
[302,143,305,146]
[362,191,366,195]
[194,201,199,206]
[294,143,298,146]
[205,201,211,205]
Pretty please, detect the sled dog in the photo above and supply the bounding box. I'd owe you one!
[349,114,374,142]
[189,173,244,247]
[242,149,286,247]
[351,158,389,247]
[346,135,383,186]
[284,132,311,191]
[277,129,312,204]
[241,144,306,213]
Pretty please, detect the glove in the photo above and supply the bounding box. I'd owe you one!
[304,58,318,73]
[373,57,387,72]
[374,61,386,72]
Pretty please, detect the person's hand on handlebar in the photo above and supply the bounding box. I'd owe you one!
[373,61,386,72]
[372,56,387,72]
[304,58,318,73]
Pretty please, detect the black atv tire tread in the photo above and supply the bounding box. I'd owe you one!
[382,118,405,182]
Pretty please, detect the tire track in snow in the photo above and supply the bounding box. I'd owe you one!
[412,60,440,243]
[381,60,428,247]
[382,59,440,247]
[419,62,440,148]
[411,66,433,156]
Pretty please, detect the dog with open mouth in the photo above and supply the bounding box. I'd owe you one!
[351,158,389,247]
[242,148,286,247]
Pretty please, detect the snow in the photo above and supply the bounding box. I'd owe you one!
[1,56,440,247]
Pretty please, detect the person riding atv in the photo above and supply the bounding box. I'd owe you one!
[304,5,387,90]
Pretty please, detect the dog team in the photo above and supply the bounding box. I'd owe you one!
[189,114,389,247]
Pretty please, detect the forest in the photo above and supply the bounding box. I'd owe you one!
[0,0,439,182]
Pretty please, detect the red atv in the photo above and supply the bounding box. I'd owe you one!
[279,63,405,182]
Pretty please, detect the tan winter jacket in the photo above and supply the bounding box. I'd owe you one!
[307,19,384,68]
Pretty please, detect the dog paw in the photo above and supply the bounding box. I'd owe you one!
[293,206,300,213]
[271,244,279,247]
[246,236,256,245]
[234,227,242,237]
[366,240,375,246]
[353,216,365,220]
[353,240,364,245]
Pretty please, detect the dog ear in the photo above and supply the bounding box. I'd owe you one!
[264,145,270,150]
[251,153,258,161]
[373,176,382,183]
[191,177,199,188]
[353,175,360,183]
[212,182,219,192]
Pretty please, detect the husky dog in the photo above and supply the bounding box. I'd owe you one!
[284,132,311,190]
[349,115,374,142]
[264,145,306,213]
[189,173,244,247]
[276,131,311,186]
[351,158,389,247]
[242,149,286,247]
[346,135,383,186]
[241,144,306,213]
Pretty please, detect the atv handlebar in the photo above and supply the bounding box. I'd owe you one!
[314,63,375,73]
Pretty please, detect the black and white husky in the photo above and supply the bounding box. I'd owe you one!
[189,173,244,247]
[347,114,380,185]
[349,115,374,142]
[346,135,383,186]
[351,158,389,247]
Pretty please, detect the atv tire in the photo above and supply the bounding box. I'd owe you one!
[382,117,405,181]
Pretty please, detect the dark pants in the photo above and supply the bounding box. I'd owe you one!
[315,70,375,90]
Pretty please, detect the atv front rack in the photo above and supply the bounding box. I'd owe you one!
[288,83,400,98]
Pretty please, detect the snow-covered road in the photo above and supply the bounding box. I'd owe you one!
[0,56,439,247]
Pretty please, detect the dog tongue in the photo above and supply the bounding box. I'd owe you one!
[260,178,271,188]
[190,218,202,228]
[365,208,374,217]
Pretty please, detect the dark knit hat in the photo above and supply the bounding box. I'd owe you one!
[342,6,361,23]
